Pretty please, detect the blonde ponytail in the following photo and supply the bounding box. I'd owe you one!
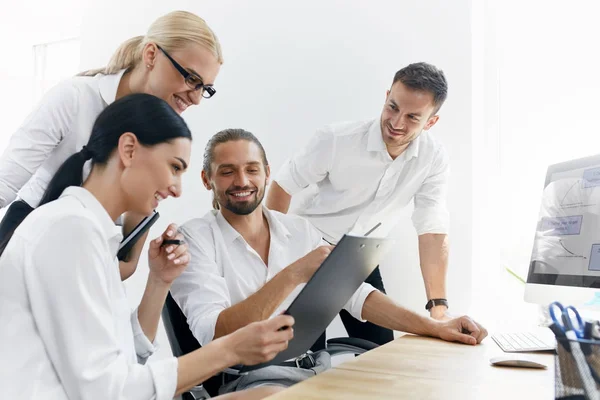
[78,11,222,77]
[78,36,144,77]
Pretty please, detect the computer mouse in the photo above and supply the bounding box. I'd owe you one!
[490,356,547,369]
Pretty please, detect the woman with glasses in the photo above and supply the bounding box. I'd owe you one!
[0,10,221,276]
[0,93,293,400]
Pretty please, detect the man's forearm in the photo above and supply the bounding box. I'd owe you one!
[214,268,300,338]
[362,291,437,336]
[418,234,449,313]
[265,181,292,213]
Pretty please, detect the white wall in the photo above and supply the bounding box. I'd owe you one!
[80,0,473,359]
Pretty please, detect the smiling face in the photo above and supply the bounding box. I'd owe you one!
[119,134,192,215]
[380,81,440,158]
[142,43,221,114]
[202,140,270,216]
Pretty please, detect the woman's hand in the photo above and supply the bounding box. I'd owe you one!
[222,315,295,366]
[147,223,190,285]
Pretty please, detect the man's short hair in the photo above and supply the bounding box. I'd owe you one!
[392,62,448,114]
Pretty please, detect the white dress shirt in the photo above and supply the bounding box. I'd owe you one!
[171,207,376,346]
[0,70,126,208]
[0,187,177,400]
[275,119,450,244]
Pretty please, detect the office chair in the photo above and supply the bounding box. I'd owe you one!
[162,292,378,399]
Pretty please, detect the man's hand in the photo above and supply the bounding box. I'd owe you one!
[434,315,488,345]
[288,245,334,283]
[147,223,190,285]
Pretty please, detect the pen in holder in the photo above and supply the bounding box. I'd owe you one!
[549,302,600,400]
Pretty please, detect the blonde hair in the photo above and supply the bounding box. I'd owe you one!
[79,11,223,77]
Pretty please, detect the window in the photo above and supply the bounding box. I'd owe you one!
[472,1,600,316]
[32,38,81,102]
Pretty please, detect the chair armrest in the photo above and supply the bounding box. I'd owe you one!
[182,384,211,400]
[223,365,248,376]
[326,337,379,357]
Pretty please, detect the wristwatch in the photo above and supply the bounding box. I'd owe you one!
[425,298,449,311]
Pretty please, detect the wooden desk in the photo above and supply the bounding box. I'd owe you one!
[268,336,554,399]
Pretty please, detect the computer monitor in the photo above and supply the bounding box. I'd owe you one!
[525,153,600,311]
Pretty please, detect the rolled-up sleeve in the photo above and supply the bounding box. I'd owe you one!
[171,225,231,346]
[343,283,377,321]
[0,81,79,208]
[130,308,158,364]
[26,216,177,400]
[274,126,335,195]
[411,147,450,235]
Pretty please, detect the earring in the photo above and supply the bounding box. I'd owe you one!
[146,64,151,68]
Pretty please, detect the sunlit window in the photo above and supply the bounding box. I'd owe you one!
[32,38,81,103]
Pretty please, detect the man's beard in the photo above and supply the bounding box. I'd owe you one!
[215,185,265,215]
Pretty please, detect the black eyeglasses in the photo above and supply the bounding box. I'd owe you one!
[156,45,216,99]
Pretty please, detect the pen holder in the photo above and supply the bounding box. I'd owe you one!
[554,336,600,400]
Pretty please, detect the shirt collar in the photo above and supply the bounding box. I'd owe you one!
[404,133,421,160]
[60,186,123,242]
[215,210,241,243]
[263,206,292,241]
[98,69,127,106]
[215,206,292,244]
[367,118,422,161]
[367,119,388,153]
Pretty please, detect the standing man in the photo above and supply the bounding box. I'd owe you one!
[266,62,452,348]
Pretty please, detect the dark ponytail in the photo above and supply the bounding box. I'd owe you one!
[37,147,92,207]
[0,93,191,255]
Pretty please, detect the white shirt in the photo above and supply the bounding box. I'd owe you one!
[170,207,376,346]
[0,187,177,400]
[275,119,450,244]
[0,70,126,208]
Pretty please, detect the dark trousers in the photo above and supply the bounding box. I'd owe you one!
[0,200,34,255]
[310,266,394,352]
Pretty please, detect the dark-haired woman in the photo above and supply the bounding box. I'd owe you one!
[0,94,293,400]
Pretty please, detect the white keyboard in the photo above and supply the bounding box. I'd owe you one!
[491,331,556,352]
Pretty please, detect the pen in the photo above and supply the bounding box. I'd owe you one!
[322,222,382,245]
[161,239,183,247]
[364,222,382,237]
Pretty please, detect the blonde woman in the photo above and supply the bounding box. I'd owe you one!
[0,11,222,277]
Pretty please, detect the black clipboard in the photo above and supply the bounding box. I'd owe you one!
[117,210,160,261]
[239,234,392,372]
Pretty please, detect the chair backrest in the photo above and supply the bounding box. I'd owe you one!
[162,293,224,397]
[162,292,201,357]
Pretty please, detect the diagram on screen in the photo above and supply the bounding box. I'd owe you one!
[532,166,600,273]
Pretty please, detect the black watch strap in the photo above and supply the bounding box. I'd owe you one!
[425,298,448,311]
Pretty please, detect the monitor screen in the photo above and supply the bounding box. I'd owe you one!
[527,154,600,289]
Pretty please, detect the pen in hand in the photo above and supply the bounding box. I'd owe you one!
[161,239,183,247]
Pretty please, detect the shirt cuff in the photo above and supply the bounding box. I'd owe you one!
[274,159,306,196]
[344,283,377,321]
[412,206,450,235]
[191,310,222,346]
[148,357,178,400]
[131,308,158,363]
